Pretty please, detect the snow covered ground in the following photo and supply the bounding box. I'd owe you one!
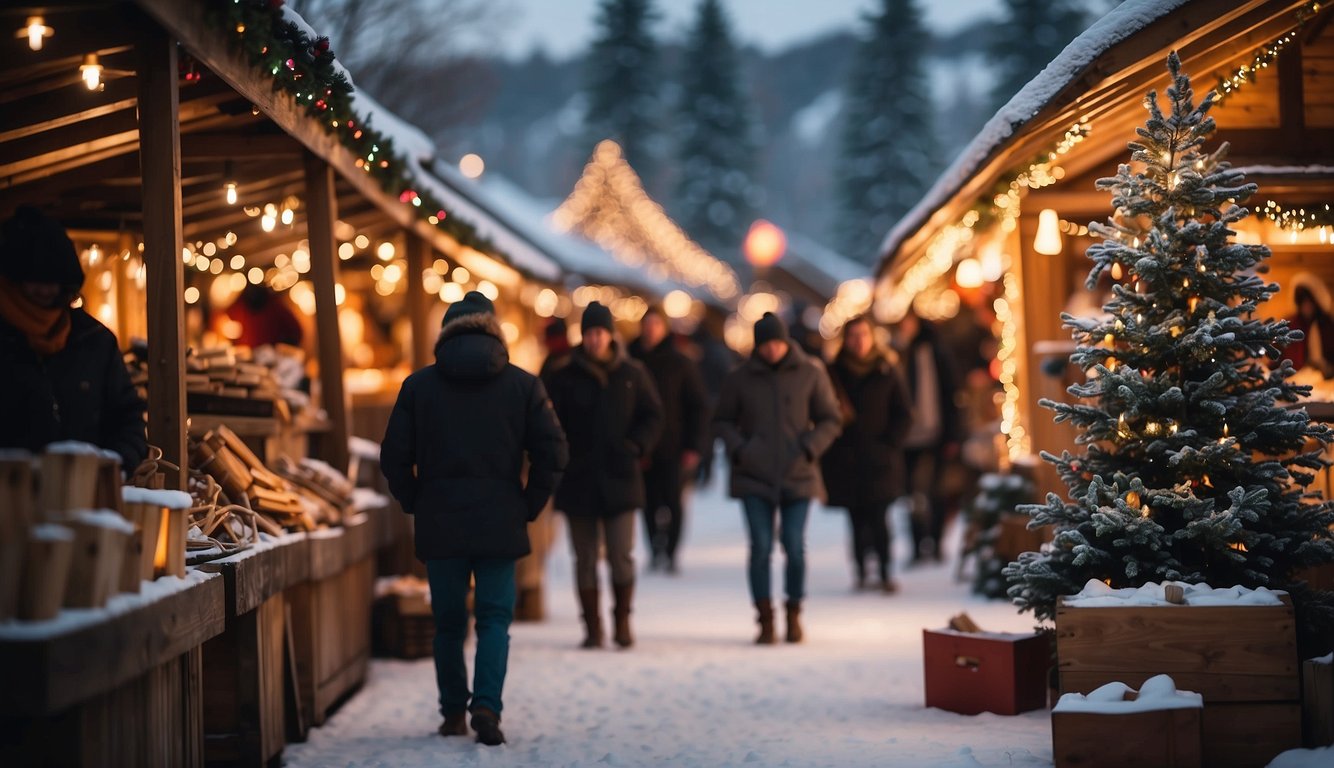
[286,467,1061,767]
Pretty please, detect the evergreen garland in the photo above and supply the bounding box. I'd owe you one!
[1004,53,1334,653]
[204,0,504,264]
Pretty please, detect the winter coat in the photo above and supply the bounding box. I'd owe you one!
[899,322,964,450]
[712,344,843,504]
[0,308,146,470]
[821,349,913,509]
[380,313,569,561]
[545,342,664,517]
[628,334,709,463]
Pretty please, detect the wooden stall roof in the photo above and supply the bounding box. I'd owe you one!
[877,0,1332,278]
[0,0,553,285]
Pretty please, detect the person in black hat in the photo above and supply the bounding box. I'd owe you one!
[381,290,568,746]
[0,206,146,470]
[713,312,842,644]
[628,305,709,574]
[545,301,663,649]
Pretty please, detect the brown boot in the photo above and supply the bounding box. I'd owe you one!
[612,581,635,648]
[785,600,803,643]
[514,586,544,622]
[578,587,603,648]
[754,600,776,645]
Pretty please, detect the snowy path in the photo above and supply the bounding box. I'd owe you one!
[286,473,1053,767]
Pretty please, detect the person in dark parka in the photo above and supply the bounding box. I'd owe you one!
[822,315,913,593]
[628,305,709,573]
[0,206,145,471]
[713,312,842,645]
[380,291,568,746]
[545,301,663,649]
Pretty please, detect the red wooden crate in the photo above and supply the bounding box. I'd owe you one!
[923,628,1051,715]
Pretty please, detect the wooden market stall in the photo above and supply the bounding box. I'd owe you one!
[0,1,568,765]
[875,0,1334,493]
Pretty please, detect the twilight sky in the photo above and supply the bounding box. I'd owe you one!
[494,0,1005,59]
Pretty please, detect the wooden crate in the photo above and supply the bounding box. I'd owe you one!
[287,515,374,728]
[1056,596,1301,768]
[1053,706,1203,768]
[0,573,224,766]
[373,591,434,660]
[1305,657,1333,747]
[923,629,1051,715]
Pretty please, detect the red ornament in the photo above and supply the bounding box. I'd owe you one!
[268,0,285,10]
[314,37,330,55]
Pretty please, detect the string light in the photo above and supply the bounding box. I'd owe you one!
[553,140,740,301]
[80,54,103,90]
[19,16,53,51]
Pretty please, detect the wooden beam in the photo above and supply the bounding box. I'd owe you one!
[137,20,186,490]
[405,230,431,370]
[0,77,138,144]
[179,132,304,161]
[303,151,349,474]
[1278,43,1304,147]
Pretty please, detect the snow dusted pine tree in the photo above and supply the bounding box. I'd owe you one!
[1005,53,1334,650]
[583,0,661,187]
[833,0,937,264]
[673,0,761,260]
[987,0,1087,114]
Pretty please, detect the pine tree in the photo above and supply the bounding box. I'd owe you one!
[1004,53,1334,650]
[832,0,938,264]
[583,0,661,186]
[987,0,1087,114]
[673,0,761,260]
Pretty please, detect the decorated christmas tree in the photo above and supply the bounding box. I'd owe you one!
[1004,53,1334,649]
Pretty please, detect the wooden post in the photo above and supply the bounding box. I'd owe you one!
[137,23,187,490]
[303,151,350,474]
[405,230,431,370]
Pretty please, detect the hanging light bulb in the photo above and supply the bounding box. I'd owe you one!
[1033,209,1063,255]
[280,207,294,226]
[224,182,238,205]
[80,54,103,90]
[20,16,53,51]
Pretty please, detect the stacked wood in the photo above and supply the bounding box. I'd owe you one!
[275,457,352,516]
[0,452,35,620]
[20,524,74,620]
[39,442,104,517]
[63,511,133,609]
[192,426,319,533]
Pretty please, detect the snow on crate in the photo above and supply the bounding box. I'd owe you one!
[0,570,217,639]
[1053,674,1202,714]
[1064,579,1285,607]
[1267,746,1334,768]
[70,510,136,535]
[121,486,193,509]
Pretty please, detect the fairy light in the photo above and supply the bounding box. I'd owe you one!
[20,16,53,51]
[1215,2,1319,104]
[553,140,740,301]
[80,54,103,90]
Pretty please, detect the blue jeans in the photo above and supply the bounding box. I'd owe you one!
[425,558,516,716]
[741,496,810,603]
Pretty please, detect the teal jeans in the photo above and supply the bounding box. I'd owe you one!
[426,558,516,716]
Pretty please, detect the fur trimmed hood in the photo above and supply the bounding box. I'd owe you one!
[434,312,508,380]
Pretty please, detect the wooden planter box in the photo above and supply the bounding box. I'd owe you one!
[373,590,434,660]
[1053,705,1203,768]
[1305,656,1333,747]
[286,513,375,731]
[923,628,1051,715]
[0,572,225,767]
[1056,596,1301,768]
[199,533,309,767]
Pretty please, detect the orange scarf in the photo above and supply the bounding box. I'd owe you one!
[0,277,71,355]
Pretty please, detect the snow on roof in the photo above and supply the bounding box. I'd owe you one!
[878,0,1195,265]
[779,232,870,299]
[1233,165,1334,177]
[443,170,714,304]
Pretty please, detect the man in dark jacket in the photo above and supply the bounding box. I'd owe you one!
[713,312,842,645]
[628,306,708,574]
[546,301,663,649]
[0,207,146,471]
[380,291,568,746]
[822,315,912,593]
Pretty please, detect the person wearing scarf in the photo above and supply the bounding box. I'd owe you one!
[820,315,913,593]
[0,206,146,470]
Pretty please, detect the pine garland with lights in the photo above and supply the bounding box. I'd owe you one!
[204,0,504,262]
[1003,53,1334,651]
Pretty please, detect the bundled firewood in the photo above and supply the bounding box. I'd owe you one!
[126,343,309,423]
[190,425,320,533]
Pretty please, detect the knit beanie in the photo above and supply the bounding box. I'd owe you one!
[753,312,789,346]
[0,206,84,289]
[442,290,495,325]
[581,301,614,334]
